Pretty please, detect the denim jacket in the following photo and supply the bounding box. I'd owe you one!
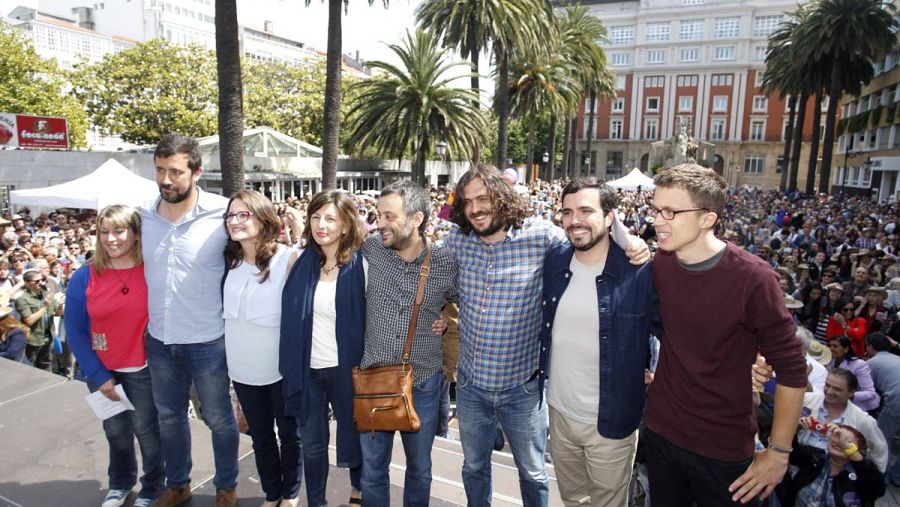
[538,241,661,439]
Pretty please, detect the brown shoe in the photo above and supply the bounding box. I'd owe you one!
[215,488,238,507]
[155,487,192,507]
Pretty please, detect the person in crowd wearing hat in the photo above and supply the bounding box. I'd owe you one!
[776,424,885,506]
[775,267,797,297]
[865,333,900,486]
[0,292,28,363]
[15,269,63,371]
[855,286,888,336]
[65,204,164,507]
[643,164,807,506]
[796,368,888,473]
[825,336,880,413]
[800,329,829,395]
[784,295,803,325]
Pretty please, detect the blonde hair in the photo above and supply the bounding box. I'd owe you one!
[92,205,142,274]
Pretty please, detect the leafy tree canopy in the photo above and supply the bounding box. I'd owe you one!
[0,21,88,147]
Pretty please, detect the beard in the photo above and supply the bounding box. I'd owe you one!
[567,225,606,252]
[159,181,195,204]
[468,212,505,238]
[382,226,415,251]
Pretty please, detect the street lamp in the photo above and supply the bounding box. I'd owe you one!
[542,151,549,180]
[435,140,448,157]
[583,152,591,177]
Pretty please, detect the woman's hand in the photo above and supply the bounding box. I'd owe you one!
[98,379,121,401]
[432,316,447,335]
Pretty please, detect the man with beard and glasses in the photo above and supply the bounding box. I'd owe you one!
[140,133,239,507]
[358,180,457,506]
[539,178,659,506]
[444,165,649,507]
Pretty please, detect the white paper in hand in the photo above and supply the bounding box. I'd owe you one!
[85,385,135,421]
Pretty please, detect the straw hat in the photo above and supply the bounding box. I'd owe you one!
[784,295,803,309]
[807,341,832,366]
[825,282,845,292]
[864,286,888,299]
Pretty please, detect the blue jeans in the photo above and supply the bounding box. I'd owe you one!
[301,367,362,507]
[360,370,441,507]
[87,367,165,500]
[456,371,549,507]
[146,335,239,490]
[233,380,302,502]
[436,373,451,438]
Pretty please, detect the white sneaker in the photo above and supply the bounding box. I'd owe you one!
[101,489,131,507]
[133,497,154,507]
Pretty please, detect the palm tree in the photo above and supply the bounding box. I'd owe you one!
[417,0,556,169]
[508,46,579,182]
[306,0,389,190]
[796,0,898,193]
[558,6,614,178]
[343,29,486,186]
[215,0,244,195]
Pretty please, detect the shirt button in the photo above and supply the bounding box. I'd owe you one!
[546,323,551,328]
[564,273,570,278]
[551,297,557,302]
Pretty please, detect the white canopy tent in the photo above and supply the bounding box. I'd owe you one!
[10,159,158,210]
[607,168,656,191]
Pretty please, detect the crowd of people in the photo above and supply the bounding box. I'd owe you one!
[0,133,898,507]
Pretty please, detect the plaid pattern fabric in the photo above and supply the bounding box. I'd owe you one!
[446,218,567,391]
[795,460,838,506]
[854,237,877,250]
[360,234,457,385]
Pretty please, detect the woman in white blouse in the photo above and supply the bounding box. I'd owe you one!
[223,189,302,507]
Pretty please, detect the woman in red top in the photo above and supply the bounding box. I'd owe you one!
[826,301,868,355]
[65,205,163,507]
[857,286,888,336]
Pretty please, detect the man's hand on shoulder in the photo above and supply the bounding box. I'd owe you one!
[625,239,651,265]
[728,448,789,503]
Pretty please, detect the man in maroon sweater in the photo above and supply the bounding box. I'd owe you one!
[644,164,807,506]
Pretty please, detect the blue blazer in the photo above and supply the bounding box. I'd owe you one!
[280,248,365,467]
[539,241,661,439]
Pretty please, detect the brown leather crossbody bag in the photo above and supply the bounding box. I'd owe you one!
[352,245,432,437]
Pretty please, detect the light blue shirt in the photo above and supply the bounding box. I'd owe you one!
[140,189,229,344]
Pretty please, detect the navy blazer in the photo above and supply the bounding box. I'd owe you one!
[280,248,365,467]
[539,241,660,439]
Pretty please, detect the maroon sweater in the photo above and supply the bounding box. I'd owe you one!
[645,242,807,461]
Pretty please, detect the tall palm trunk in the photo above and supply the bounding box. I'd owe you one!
[215,0,244,196]
[561,114,571,179]
[585,91,596,176]
[789,89,809,192]
[494,45,510,170]
[468,30,480,105]
[805,93,823,195]
[320,0,343,190]
[547,115,557,180]
[568,116,577,178]
[779,95,797,191]
[415,131,428,187]
[819,72,842,194]
[525,123,534,183]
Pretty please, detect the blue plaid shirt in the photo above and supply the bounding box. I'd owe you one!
[446,218,567,391]
[795,457,854,507]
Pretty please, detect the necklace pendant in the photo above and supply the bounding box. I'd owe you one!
[121,287,129,295]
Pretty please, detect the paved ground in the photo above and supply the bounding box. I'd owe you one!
[0,359,896,506]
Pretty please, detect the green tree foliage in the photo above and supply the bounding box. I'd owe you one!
[0,21,88,147]
[344,29,486,186]
[72,39,219,145]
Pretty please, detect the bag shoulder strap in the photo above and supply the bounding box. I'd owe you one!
[402,244,432,364]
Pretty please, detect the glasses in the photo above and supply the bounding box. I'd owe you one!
[223,211,255,223]
[648,206,709,221]
[842,307,855,312]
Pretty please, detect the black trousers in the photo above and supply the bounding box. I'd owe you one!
[25,342,51,371]
[644,426,759,507]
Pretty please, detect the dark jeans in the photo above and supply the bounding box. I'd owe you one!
[233,379,302,502]
[25,341,51,371]
[644,426,758,507]
[87,368,165,499]
[301,367,361,506]
[145,335,240,490]
[436,373,451,438]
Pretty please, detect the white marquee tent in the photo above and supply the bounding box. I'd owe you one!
[10,159,158,210]
[607,168,655,191]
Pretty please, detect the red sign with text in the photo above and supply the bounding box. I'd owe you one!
[0,113,69,149]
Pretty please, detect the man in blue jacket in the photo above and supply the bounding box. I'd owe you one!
[539,178,659,506]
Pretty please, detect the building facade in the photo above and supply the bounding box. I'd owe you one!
[836,40,900,201]
[579,0,825,189]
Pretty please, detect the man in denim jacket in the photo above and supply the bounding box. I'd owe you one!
[539,178,660,506]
